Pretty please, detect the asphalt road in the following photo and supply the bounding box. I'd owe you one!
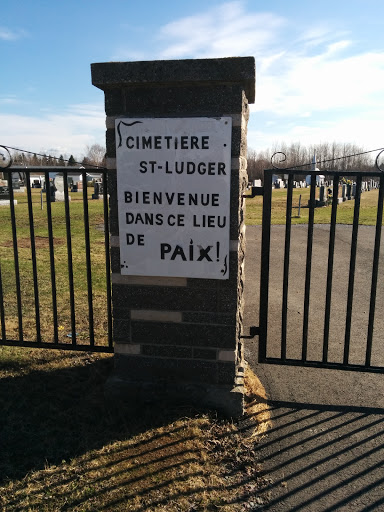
[244,225,384,511]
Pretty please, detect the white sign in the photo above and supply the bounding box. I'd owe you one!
[116,117,232,279]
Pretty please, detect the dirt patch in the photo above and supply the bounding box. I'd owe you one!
[1,236,65,249]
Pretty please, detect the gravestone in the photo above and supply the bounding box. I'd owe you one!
[317,185,327,206]
[352,183,357,197]
[346,183,352,200]
[0,186,10,201]
[92,56,255,416]
[54,175,66,202]
[0,185,17,206]
[49,181,56,202]
[12,177,20,190]
[92,180,103,199]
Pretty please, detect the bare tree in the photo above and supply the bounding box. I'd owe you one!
[248,142,376,181]
[84,144,106,168]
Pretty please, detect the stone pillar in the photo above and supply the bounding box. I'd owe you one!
[91,57,255,416]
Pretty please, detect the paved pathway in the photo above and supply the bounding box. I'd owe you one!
[244,225,384,511]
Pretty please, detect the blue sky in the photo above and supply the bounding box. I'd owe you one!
[1,0,384,160]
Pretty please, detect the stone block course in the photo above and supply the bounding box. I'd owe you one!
[114,353,221,385]
[92,57,255,101]
[131,321,237,349]
[131,309,182,323]
[141,344,192,359]
[112,284,218,312]
[106,129,116,157]
[182,311,234,325]
[113,318,131,342]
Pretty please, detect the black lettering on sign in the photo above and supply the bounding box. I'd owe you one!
[124,135,210,150]
[160,242,213,262]
[126,233,145,245]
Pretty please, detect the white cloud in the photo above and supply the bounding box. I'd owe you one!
[0,104,105,158]
[0,27,27,41]
[0,96,19,105]
[158,1,285,59]
[155,2,384,128]
[295,25,348,49]
[248,114,384,153]
[253,46,384,117]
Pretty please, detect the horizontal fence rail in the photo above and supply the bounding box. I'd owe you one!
[259,168,384,373]
[0,168,113,352]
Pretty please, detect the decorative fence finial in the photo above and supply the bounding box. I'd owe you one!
[375,149,384,172]
[0,146,12,169]
[271,151,287,170]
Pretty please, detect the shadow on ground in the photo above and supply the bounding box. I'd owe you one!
[0,350,271,511]
[254,397,384,511]
[0,353,158,482]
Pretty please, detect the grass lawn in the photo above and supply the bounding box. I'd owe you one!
[0,347,271,511]
[245,188,382,226]
[0,188,109,345]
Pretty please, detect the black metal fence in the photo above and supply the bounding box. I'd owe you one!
[0,168,113,352]
[259,168,384,373]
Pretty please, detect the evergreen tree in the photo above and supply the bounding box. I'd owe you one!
[67,155,76,166]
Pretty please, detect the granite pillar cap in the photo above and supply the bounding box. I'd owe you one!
[91,56,255,103]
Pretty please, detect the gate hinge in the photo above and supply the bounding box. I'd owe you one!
[243,186,264,199]
[241,326,259,339]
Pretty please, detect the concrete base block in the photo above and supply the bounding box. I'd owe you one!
[104,364,245,418]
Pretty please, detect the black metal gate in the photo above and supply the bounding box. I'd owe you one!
[257,165,384,373]
[0,164,113,352]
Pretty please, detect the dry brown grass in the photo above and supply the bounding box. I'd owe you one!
[0,347,272,511]
[244,366,272,438]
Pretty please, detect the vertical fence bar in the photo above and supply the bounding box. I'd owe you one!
[45,171,59,343]
[302,173,316,361]
[0,263,6,340]
[323,174,339,362]
[82,171,95,346]
[259,170,273,363]
[102,170,113,348]
[26,171,41,342]
[7,173,23,341]
[365,174,384,366]
[344,174,362,365]
[281,173,293,360]
[63,171,76,346]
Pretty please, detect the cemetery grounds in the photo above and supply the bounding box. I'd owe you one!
[245,186,382,226]
[0,185,381,510]
[0,188,271,511]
